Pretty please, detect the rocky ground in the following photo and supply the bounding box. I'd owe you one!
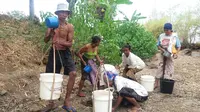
[1,49,200,112]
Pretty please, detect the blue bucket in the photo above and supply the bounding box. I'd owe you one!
[45,17,59,28]
[84,65,92,73]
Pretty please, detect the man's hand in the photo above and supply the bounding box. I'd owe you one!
[44,28,55,43]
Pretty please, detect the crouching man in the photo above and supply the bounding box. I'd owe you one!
[103,73,148,112]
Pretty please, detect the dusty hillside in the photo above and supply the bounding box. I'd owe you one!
[0,15,200,112]
[0,14,43,73]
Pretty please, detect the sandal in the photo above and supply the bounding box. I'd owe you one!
[62,105,77,112]
[77,92,86,97]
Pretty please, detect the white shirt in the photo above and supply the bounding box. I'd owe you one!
[122,52,145,69]
[114,76,148,97]
[100,64,119,86]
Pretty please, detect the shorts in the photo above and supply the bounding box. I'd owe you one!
[45,48,76,75]
[119,87,148,102]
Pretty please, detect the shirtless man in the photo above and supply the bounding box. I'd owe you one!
[43,3,77,112]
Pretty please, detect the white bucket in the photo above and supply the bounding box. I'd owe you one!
[92,89,113,112]
[140,75,155,92]
[39,73,63,100]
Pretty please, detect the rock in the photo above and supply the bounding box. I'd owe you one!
[191,51,200,57]
[148,63,158,69]
[0,89,7,96]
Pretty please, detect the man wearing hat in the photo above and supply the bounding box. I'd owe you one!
[44,3,77,112]
[154,23,181,89]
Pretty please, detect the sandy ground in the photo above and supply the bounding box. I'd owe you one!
[0,51,200,112]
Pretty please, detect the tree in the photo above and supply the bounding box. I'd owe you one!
[29,0,34,20]
[145,17,169,38]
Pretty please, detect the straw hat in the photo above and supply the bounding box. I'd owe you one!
[55,3,70,15]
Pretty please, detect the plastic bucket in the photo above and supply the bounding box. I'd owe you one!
[39,73,63,100]
[45,17,59,28]
[163,51,171,57]
[160,79,175,94]
[140,75,155,92]
[92,89,113,112]
[84,65,92,73]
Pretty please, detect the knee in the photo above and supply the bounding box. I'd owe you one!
[69,71,76,78]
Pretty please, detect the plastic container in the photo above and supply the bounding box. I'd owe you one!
[163,51,171,57]
[92,89,113,112]
[39,73,63,100]
[140,75,155,92]
[84,65,92,73]
[45,16,59,28]
[160,79,175,94]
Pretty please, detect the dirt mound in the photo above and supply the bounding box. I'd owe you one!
[0,14,43,73]
[0,37,42,72]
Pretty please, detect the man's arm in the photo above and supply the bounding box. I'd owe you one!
[44,28,54,43]
[122,54,127,67]
[112,95,123,112]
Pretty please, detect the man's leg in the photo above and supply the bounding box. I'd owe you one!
[122,67,129,78]
[126,69,137,81]
[64,71,76,107]
[124,97,140,108]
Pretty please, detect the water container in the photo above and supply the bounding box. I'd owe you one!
[45,17,59,28]
[39,73,63,100]
[140,75,155,92]
[92,89,113,112]
[84,65,92,73]
[160,79,175,94]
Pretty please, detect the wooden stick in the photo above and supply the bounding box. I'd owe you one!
[50,45,56,100]
[102,64,111,112]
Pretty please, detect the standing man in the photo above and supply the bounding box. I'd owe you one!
[154,23,181,89]
[43,3,77,112]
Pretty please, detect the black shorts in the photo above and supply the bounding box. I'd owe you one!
[119,87,148,102]
[45,48,76,75]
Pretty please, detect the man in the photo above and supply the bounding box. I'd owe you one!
[122,44,146,81]
[43,3,76,112]
[103,72,148,112]
[154,23,181,89]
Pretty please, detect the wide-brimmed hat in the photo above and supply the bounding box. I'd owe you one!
[55,3,70,15]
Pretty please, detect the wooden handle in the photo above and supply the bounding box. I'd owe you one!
[50,45,56,100]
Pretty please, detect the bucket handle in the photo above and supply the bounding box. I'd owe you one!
[104,88,114,93]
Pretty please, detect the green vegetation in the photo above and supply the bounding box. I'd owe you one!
[1,0,158,65]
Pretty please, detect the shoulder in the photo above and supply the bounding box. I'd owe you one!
[66,23,74,30]
[85,43,91,48]
[130,52,137,57]
[159,33,165,38]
